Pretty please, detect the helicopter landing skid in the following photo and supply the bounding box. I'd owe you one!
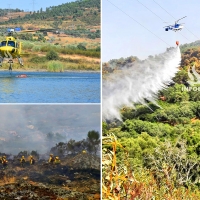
[0,57,3,67]
[9,63,12,72]
[18,57,23,66]
[8,59,13,72]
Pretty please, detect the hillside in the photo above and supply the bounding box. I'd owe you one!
[102,44,200,199]
[103,40,200,74]
[0,8,23,17]
[0,0,100,71]
[0,0,100,28]
[0,0,100,41]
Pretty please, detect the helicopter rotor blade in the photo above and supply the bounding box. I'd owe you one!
[163,24,173,28]
[176,16,187,23]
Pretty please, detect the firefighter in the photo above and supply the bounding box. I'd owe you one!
[2,156,8,169]
[30,155,35,165]
[54,156,61,165]
[20,156,26,167]
[48,154,55,164]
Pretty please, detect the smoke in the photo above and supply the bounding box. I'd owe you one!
[103,47,181,120]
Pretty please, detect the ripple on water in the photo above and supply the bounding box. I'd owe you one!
[0,71,100,103]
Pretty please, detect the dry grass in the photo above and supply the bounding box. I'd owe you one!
[57,53,100,63]
[102,134,200,200]
[0,176,16,186]
[0,12,29,22]
[46,33,100,47]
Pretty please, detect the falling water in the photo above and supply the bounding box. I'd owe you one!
[103,47,181,120]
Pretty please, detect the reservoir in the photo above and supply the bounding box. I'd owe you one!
[0,71,100,103]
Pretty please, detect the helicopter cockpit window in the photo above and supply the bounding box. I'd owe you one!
[8,41,15,47]
[1,41,7,46]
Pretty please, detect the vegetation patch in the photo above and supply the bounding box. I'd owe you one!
[103,44,200,198]
[47,61,63,72]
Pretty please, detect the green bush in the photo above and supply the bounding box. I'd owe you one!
[32,45,41,52]
[47,61,63,72]
[41,45,56,52]
[161,83,189,103]
[77,43,86,50]
[22,41,34,50]
[96,46,100,52]
[29,56,47,63]
[46,50,59,60]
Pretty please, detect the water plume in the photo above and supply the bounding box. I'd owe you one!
[103,47,181,120]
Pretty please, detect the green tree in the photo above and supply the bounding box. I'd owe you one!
[30,150,39,159]
[145,140,200,186]
[77,43,86,51]
[161,83,189,103]
[173,69,188,84]
[46,50,59,60]
[87,130,100,155]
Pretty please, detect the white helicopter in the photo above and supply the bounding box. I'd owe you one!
[164,16,187,32]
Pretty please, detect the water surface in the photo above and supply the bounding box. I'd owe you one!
[0,71,100,103]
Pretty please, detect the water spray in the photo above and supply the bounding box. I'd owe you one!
[103,46,181,120]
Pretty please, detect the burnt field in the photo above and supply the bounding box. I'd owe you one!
[0,153,100,200]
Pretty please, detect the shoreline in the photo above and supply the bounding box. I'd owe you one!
[0,69,100,73]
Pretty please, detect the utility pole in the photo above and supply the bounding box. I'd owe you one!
[31,0,36,13]
[8,4,11,19]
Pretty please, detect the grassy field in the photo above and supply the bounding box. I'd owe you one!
[0,36,100,72]
[0,3,100,72]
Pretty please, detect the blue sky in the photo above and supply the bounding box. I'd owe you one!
[1,0,76,12]
[102,0,200,61]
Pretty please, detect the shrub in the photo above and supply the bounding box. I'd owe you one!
[77,43,86,51]
[41,45,55,52]
[22,41,34,50]
[29,56,47,63]
[32,45,41,52]
[47,61,63,72]
[46,50,59,60]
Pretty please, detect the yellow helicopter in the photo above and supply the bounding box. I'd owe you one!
[0,27,54,71]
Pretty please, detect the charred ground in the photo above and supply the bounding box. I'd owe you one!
[0,152,100,200]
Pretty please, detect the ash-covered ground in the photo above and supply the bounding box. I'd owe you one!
[0,152,100,200]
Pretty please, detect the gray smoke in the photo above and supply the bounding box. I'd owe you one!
[0,105,100,154]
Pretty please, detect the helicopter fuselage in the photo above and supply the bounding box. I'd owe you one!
[0,36,23,70]
[164,16,186,32]
[0,36,22,59]
[165,24,184,32]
